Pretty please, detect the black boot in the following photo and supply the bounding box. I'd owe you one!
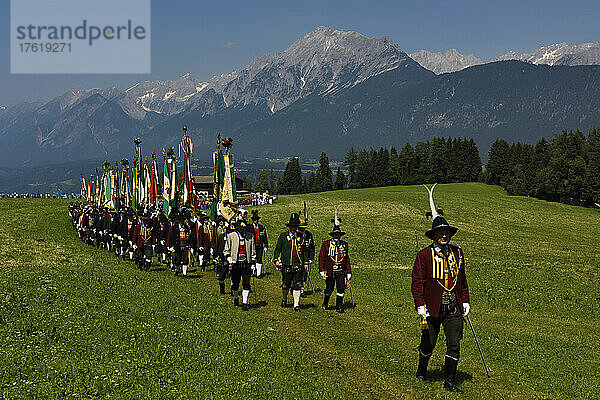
[336,295,344,313]
[219,282,225,294]
[443,357,463,394]
[416,352,430,381]
[322,294,331,310]
[242,303,249,311]
[234,297,240,307]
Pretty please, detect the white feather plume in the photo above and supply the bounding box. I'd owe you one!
[423,183,439,220]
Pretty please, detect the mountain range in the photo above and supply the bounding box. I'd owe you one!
[1,26,600,178]
[410,42,600,74]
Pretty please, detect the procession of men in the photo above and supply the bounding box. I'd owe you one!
[68,203,354,313]
[68,128,476,394]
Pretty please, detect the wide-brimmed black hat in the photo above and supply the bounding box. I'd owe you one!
[251,210,260,220]
[329,224,346,237]
[425,216,458,240]
[286,212,301,227]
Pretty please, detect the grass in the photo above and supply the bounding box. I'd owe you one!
[0,183,598,399]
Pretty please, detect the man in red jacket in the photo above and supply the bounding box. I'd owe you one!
[318,219,351,313]
[412,210,470,393]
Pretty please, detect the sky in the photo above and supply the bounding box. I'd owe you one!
[1,0,599,106]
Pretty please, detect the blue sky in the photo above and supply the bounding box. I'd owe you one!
[1,0,599,105]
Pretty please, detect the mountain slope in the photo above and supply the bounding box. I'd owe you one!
[225,61,600,159]
[409,49,483,74]
[490,42,600,66]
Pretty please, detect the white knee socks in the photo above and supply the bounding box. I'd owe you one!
[293,290,301,308]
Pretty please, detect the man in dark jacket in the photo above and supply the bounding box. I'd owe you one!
[249,210,268,278]
[411,184,470,393]
[318,219,351,313]
[273,213,306,312]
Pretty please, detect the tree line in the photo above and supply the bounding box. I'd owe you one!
[265,137,482,195]
[252,130,600,208]
[485,128,600,206]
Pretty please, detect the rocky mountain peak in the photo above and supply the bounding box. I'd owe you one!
[221,26,419,112]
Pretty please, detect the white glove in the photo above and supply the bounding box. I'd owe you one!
[210,248,214,255]
[190,248,195,255]
[463,303,470,316]
[133,244,138,250]
[129,241,133,247]
[168,247,175,252]
[346,273,351,281]
[227,256,232,264]
[320,271,326,278]
[417,305,429,318]
[160,240,165,245]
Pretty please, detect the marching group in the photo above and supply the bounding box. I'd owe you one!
[67,182,471,394]
[67,204,352,315]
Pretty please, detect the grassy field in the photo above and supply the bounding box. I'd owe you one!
[1,183,598,399]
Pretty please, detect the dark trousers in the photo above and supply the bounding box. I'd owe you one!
[255,245,264,263]
[231,262,251,291]
[324,271,346,295]
[174,248,190,266]
[215,261,229,282]
[419,299,463,360]
[281,264,302,291]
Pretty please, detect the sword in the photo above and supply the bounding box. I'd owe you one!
[262,247,267,274]
[306,265,315,293]
[465,315,491,378]
[346,278,355,308]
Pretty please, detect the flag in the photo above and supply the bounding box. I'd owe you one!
[150,153,159,207]
[105,169,113,208]
[80,175,86,203]
[131,161,138,210]
[217,145,237,221]
[170,154,178,212]
[87,175,93,204]
[143,159,150,208]
[162,152,171,216]
[95,168,100,206]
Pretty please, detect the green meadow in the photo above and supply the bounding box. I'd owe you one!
[0,183,598,399]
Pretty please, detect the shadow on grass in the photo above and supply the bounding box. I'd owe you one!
[426,367,473,384]
[249,301,268,310]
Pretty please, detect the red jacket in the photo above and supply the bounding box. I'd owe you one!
[132,220,156,247]
[197,222,215,248]
[411,244,469,318]
[318,239,351,276]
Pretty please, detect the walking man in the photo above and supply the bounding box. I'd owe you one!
[318,214,351,313]
[411,184,470,393]
[273,213,306,312]
[224,216,256,311]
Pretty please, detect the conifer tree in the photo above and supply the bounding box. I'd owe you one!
[344,147,358,188]
[316,152,333,192]
[334,168,347,190]
[278,157,302,195]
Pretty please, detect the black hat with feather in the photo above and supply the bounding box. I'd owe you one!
[329,206,345,236]
[423,183,458,240]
